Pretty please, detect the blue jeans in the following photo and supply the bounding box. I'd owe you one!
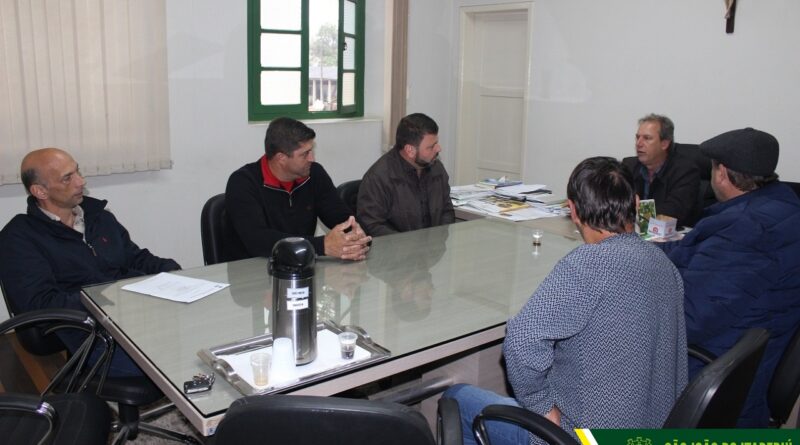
[442,384,530,445]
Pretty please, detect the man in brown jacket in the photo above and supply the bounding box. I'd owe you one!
[357,113,455,236]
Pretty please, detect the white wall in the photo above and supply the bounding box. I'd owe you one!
[408,0,800,195]
[5,0,800,319]
[0,0,387,320]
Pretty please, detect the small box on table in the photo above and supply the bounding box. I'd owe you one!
[647,215,677,238]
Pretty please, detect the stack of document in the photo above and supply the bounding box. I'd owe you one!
[450,185,493,206]
[476,177,523,189]
[493,183,548,200]
[466,194,530,214]
[451,182,565,221]
[526,193,570,216]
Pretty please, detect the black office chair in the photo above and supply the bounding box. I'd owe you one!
[673,143,715,223]
[687,326,799,427]
[473,405,577,445]
[1,287,198,444]
[782,180,800,199]
[336,179,362,215]
[664,327,769,427]
[767,324,800,427]
[467,328,769,441]
[210,394,462,445]
[1,281,65,357]
[0,309,112,445]
[201,193,228,265]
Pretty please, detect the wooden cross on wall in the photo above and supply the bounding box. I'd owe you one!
[725,0,737,33]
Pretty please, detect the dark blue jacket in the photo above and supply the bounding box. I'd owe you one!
[661,181,800,426]
[0,196,180,314]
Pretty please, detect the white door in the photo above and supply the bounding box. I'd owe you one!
[455,4,531,185]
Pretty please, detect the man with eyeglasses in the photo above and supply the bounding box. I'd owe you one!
[225,117,371,261]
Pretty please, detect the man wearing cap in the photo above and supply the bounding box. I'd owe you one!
[660,128,800,426]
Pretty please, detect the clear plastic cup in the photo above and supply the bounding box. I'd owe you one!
[532,229,544,246]
[338,331,358,360]
[249,352,271,387]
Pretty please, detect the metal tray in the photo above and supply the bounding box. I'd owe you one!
[198,320,390,396]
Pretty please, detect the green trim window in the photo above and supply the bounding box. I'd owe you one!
[248,0,364,121]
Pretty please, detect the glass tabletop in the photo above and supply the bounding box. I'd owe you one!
[81,218,582,421]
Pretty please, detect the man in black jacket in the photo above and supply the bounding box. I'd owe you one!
[225,117,371,261]
[622,114,700,227]
[0,147,181,376]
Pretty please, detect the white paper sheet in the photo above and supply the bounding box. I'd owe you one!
[121,272,229,303]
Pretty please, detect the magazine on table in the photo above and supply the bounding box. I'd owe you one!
[466,194,531,214]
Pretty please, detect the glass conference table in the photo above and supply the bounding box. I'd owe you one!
[81,218,582,436]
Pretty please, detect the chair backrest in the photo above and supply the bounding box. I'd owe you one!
[336,179,361,215]
[673,143,717,213]
[663,328,769,428]
[213,395,436,445]
[200,193,227,265]
[782,181,800,199]
[767,324,800,425]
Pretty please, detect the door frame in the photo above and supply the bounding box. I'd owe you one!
[454,2,534,184]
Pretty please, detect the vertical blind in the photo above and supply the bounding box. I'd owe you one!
[0,0,171,185]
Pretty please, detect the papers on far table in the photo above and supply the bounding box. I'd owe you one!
[450,183,549,206]
[494,183,547,196]
[452,182,567,221]
[450,184,493,206]
[121,272,229,303]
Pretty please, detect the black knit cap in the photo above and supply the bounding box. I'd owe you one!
[699,128,779,176]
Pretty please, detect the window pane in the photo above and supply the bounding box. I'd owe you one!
[261,71,301,105]
[309,0,338,72]
[248,0,363,120]
[344,0,356,35]
[308,75,338,112]
[260,33,301,67]
[309,0,339,112]
[261,0,301,30]
[342,72,355,106]
[343,37,355,70]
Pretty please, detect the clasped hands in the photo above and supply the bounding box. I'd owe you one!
[324,216,372,261]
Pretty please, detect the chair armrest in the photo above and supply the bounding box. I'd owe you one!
[0,308,95,336]
[0,309,107,394]
[0,394,57,444]
[473,405,578,445]
[0,393,56,419]
[437,397,463,445]
[688,344,717,364]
